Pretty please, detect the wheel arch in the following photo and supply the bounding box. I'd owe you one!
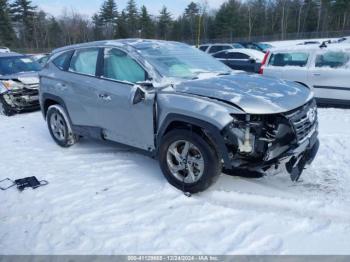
[41,93,69,118]
[157,113,231,169]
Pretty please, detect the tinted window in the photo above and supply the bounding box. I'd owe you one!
[69,48,99,76]
[269,52,309,67]
[103,48,146,83]
[0,56,41,75]
[53,51,72,70]
[213,52,228,59]
[228,52,250,59]
[315,51,350,68]
[199,46,208,51]
[208,45,232,54]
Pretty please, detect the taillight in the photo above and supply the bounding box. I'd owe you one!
[259,51,270,75]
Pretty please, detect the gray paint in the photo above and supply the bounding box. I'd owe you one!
[40,39,314,151]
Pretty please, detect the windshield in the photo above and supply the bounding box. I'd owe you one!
[136,42,232,79]
[257,43,273,52]
[232,43,244,49]
[0,56,41,75]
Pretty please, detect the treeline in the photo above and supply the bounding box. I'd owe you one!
[1,0,350,50]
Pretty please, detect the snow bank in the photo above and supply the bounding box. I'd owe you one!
[1,109,350,255]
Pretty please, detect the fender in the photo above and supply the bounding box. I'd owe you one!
[156,113,231,169]
[41,93,70,118]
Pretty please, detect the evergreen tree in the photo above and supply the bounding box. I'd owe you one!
[92,13,104,40]
[139,5,155,38]
[10,0,37,47]
[158,6,172,39]
[116,10,129,38]
[99,0,118,25]
[183,2,200,43]
[0,0,15,46]
[125,0,139,37]
[47,17,63,48]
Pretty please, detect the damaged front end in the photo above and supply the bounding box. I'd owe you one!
[222,99,319,181]
[0,79,40,115]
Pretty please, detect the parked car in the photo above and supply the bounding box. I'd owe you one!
[259,44,350,106]
[238,42,274,53]
[199,43,242,54]
[0,52,41,116]
[40,39,319,193]
[0,46,11,53]
[30,53,50,67]
[212,48,265,73]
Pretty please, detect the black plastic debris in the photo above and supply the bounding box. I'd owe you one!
[0,176,48,191]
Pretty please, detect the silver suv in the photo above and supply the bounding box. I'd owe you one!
[39,39,319,193]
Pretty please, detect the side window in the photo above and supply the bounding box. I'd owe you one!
[199,46,208,52]
[315,51,350,69]
[269,52,309,67]
[228,53,250,59]
[209,45,231,54]
[52,51,73,70]
[69,48,99,76]
[103,48,146,83]
[213,52,228,59]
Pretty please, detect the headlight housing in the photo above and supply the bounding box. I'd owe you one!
[1,80,24,91]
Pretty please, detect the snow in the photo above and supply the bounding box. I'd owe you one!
[1,109,350,255]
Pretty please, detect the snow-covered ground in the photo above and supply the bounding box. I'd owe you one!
[1,109,350,255]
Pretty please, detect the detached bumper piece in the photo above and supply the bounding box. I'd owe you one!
[285,132,319,181]
[1,88,40,113]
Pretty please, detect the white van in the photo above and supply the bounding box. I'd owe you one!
[259,44,350,106]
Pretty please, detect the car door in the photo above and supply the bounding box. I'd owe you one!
[94,47,155,151]
[308,50,350,103]
[63,48,103,127]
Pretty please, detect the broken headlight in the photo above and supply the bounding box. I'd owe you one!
[1,80,24,91]
[227,114,263,155]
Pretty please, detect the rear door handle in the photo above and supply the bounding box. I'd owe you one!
[98,93,111,101]
[313,73,321,76]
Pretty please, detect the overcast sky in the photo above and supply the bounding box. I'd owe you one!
[32,0,227,18]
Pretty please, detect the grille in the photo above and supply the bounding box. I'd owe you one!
[284,99,318,144]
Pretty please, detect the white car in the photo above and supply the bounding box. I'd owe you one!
[0,47,10,53]
[199,43,244,54]
[259,44,350,106]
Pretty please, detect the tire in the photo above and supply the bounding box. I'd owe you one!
[46,104,78,148]
[159,129,222,193]
[0,95,15,116]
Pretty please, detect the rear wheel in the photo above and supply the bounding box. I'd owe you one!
[159,129,221,193]
[47,105,78,147]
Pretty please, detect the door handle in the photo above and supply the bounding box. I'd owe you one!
[98,93,111,101]
[313,73,321,76]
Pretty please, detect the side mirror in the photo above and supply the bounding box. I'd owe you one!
[136,80,153,89]
[132,86,146,105]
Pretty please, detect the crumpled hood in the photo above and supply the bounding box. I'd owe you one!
[174,73,313,114]
[0,72,39,85]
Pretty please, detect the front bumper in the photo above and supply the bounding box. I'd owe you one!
[228,128,319,181]
[1,89,40,112]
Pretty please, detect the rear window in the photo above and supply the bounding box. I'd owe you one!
[269,52,309,67]
[52,51,73,70]
[315,51,350,69]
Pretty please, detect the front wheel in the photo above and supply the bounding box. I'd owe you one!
[0,95,15,116]
[47,105,78,147]
[159,129,222,193]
